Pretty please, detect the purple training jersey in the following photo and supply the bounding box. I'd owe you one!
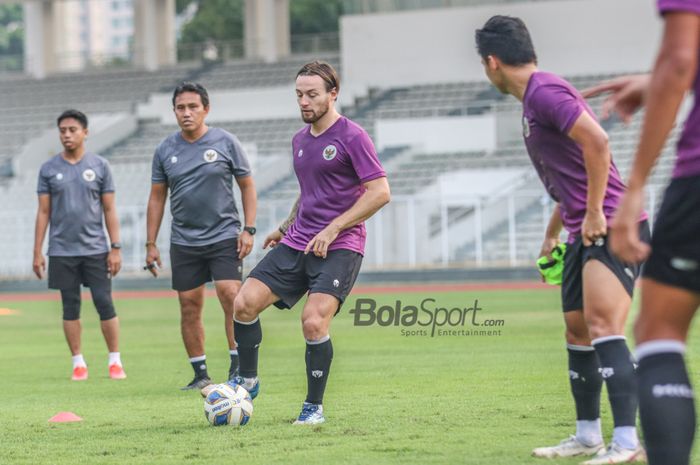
[522,71,646,239]
[658,0,700,178]
[281,116,386,255]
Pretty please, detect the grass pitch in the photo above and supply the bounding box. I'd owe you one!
[1,286,698,465]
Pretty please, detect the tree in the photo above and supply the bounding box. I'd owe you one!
[0,5,23,71]
[290,0,343,35]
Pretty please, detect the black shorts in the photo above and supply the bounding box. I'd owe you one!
[248,243,363,312]
[562,220,650,312]
[48,253,111,290]
[643,176,700,293]
[170,238,243,292]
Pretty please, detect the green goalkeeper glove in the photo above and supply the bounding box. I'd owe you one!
[536,243,567,286]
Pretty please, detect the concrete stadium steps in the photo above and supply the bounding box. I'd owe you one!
[103,117,304,162]
[194,54,341,91]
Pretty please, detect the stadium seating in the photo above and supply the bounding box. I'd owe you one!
[0,59,682,275]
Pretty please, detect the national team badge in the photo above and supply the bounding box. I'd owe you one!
[322,145,337,161]
[298,149,303,158]
[203,149,218,163]
[171,156,178,163]
[522,116,531,138]
[56,173,63,180]
[82,169,96,182]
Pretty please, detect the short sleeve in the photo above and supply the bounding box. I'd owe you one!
[37,165,50,194]
[658,0,700,15]
[101,160,115,193]
[228,134,252,178]
[529,84,584,135]
[348,131,386,183]
[151,144,167,184]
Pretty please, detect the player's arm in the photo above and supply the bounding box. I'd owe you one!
[145,182,167,276]
[32,194,50,279]
[102,192,122,276]
[539,203,562,260]
[581,74,650,123]
[629,13,700,192]
[567,111,610,246]
[612,12,700,262]
[235,175,257,259]
[263,195,300,249]
[305,177,391,258]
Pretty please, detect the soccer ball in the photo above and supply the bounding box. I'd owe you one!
[203,383,253,426]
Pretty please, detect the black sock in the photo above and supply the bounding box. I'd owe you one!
[568,345,603,421]
[234,318,262,378]
[190,356,209,379]
[228,352,240,378]
[305,337,333,405]
[593,337,637,427]
[638,350,695,465]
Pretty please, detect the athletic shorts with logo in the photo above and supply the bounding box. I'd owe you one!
[170,238,243,291]
[562,220,651,312]
[48,253,111,290]
[643,175,700,292]
[248,243,363,312]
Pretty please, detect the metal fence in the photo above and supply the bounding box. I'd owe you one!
[0,186,663,281]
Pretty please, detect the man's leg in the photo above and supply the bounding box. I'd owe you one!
[214,279,242,380]
[581,259,643,464]
[293,292,338,425]
[88,280,125,379]
[232,277,279,396]
[533,310,604,458]
[179,284,210,389]
[60,286,88,381]
[635,278,699,465]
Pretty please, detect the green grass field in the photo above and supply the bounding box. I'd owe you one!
[1,286,699,465]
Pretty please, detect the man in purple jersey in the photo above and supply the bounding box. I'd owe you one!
[583,3,700,464]
[220,61,390,424]
[476,16,649,463]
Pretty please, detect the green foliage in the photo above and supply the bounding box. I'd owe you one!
[290,0,343,35]
[178,0,244,45]
[177,0,344,47]
[0,4,23,71]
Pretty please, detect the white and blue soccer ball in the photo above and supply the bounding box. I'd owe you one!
[203,383,253,426]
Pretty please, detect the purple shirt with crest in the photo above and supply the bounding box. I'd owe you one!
[658,0,700,178]
[522,72,646,240]
[281,116,386,255]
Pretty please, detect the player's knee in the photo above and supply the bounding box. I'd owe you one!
[302,316,326,340]
[92,289,116,321]
[62,305,81,321]
[565,328,590,346]
[233,292,259,321]
[61,287,81,321]
[217,285,239,306]
[584,314,616,340]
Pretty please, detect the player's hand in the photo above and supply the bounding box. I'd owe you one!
[537,237,560,283]
[107,249,122,277]
[32,252,45,280]
[610,188,650,263]
[580,74,650,124]
[145,244,162,277]
[237,230,254,259]
[581,209,607,247]
[304,224,341,258]
[263,229,283,249]
[538,236,560,262]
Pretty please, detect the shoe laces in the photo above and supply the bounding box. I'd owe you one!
[299,403,319,420]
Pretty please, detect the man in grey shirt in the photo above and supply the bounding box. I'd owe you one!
[146,82,257,390]
[33,109,126,381]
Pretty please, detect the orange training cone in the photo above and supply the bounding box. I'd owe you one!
[48,412,83,423]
